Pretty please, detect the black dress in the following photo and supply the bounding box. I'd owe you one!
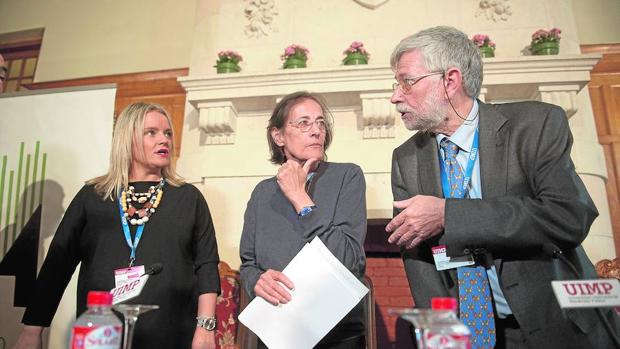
[22,182,220,348]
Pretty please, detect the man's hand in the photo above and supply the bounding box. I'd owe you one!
[385,195,445,249]
[254,269,295,306]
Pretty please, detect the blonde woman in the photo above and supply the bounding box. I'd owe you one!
[13,103,220,349]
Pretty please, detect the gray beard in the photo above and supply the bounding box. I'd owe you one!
[397,104,445,132]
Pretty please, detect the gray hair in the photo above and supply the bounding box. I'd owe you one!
[390,26,483,98]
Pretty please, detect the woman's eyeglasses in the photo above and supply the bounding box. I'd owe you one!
[288,118,328,132]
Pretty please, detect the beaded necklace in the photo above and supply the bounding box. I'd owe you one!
[120,178,165,225]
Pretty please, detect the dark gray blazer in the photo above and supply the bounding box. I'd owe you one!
[391,101,619,348]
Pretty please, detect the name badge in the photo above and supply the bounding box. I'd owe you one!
[114,265,145,288]
[111,275,150,304]
[432,245,475,271]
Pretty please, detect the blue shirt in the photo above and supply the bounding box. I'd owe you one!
[436,100,513,318]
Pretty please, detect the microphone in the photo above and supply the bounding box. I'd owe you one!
[112,263,163,304]
[542,243,580,277]
[143,263,163,276]
[544,243,620,348]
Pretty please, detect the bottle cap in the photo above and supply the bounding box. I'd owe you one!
[87,291,113,306]
[431,297,457,311]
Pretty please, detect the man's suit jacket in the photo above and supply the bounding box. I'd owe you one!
[391,100,619,348]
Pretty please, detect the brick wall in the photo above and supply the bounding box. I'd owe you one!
[367,257,416,348]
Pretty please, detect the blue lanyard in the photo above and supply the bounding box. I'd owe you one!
[118,193,145,267]
[438,128,479,199]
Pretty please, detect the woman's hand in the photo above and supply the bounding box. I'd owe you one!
[254,269,295,306]
[11,325,43,349]
[276,158,318,213]
[191,326,216,349]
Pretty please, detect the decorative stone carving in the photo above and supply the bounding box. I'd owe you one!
[533,85,580,118]
[478,87,488,103]
[353,0,391,10]
[476,0,512,22]
[244,0,278,38]
[179,54,601,145]
[197,102,238,144]
[360,93,397,138]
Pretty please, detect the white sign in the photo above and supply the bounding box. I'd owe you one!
[111,275,149,304]
[551,279,620,308]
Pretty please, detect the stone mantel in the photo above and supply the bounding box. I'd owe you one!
[179,54,600,143]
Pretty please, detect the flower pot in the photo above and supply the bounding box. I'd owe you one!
[283,56,307,69]
[478,46,495,58]
[530,41,560,55]
[214,61,241,74]
[343,52,369,65]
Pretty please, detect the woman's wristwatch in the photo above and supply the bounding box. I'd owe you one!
[298,205,316,217]
[196,315,217,331]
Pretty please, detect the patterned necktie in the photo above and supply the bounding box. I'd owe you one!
[440,138,496,348]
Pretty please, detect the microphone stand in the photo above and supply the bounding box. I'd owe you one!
[547,245,620,349]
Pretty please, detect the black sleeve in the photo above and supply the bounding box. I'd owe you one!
[192,186,220,295]
[239,184,261,298]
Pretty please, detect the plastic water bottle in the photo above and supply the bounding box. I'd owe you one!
[70,291,122,349]
[424,297,471,349]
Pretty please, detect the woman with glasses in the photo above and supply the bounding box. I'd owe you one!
[239,91,367,348]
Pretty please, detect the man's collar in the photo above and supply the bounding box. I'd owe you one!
[436,99,479,152]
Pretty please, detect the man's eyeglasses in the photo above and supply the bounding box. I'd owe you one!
[288,118,328,132]
[392,71,444,94]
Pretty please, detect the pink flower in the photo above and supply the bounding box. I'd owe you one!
[281,44,310,61]
[531,28,561,44]
[342,41,370,57]
[471,34,495,50]
[216,50,243,64]
[351,41,363,49]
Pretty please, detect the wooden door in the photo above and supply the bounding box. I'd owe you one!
[583,44,620,256]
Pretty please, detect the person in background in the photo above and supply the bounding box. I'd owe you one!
[240,91,367,348]
[13,102,221,349]
[386,26,620,348]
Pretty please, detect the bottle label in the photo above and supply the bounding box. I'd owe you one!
[71,325,122,349]
[425,332,471,349]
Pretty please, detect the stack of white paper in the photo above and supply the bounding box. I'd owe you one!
[238,237,369,349]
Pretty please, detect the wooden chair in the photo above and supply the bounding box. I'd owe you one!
[596,258,620,280]
[595,258,620,314]
[362,275,377,349]
[237,275,377,349]
[216,261,242,349]
[237,285,258,349]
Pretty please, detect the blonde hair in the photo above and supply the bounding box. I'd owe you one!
[87,102,184,200]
